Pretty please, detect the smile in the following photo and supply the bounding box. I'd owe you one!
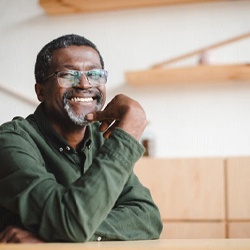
[70,97,94,102]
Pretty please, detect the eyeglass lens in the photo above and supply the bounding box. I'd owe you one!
[57,69,107,87]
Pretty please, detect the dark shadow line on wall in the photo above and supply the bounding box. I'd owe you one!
[0,84,37,107]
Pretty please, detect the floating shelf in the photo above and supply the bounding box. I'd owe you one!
[39,0,226,15]
[125,64,250,86]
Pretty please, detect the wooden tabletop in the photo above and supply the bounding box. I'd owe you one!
[1,239,250,250]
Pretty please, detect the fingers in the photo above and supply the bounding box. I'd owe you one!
[0,228,8,243]
[0,226,43,243]
[0,226,17,243]
[86,94,147,141]
[102,120,119,139]
[86,95,121,123]
[86,110,118,138]
[86,109,114,123]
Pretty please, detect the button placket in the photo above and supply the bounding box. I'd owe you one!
[59,145,72,153]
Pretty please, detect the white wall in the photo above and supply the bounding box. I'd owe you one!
[0,0,250,158]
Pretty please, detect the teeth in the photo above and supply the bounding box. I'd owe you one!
[71,97,93,102]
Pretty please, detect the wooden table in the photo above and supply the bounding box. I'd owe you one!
[1,239,250,250]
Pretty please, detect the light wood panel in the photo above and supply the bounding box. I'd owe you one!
[162,222,225,239]
[39,0,225,15]
[226,157,250,220]
[125,64,250,86]
[134,157,250,238]
[134,157,225,220]
[229,222,250,239]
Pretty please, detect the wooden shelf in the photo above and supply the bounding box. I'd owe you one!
[125,33,250,86]
[39,0,225,15]
[125,64,250,86]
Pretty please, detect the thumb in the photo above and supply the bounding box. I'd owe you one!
[86,112,95,122]
[86,111,104,122]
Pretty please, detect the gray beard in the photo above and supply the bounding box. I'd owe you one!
[64,102,89,126]
[63,90,103,126]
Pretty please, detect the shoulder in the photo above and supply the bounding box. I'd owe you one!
[0,116,26,131]
[0,115,36,140]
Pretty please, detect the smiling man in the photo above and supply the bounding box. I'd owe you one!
[0,34,162,243]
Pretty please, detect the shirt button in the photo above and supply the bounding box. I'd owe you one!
[97,236,102,241]
[65,146,70,151]
[59,147,63,152]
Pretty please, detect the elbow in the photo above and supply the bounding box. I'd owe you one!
[149,215,163,239]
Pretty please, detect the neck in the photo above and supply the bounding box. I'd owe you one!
[51,121,87,150]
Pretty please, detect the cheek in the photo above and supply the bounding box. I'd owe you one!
[100,87,106,106]
[44,86,65,105]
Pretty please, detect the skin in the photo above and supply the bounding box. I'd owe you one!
[0,226,43,243]
[0,45,147,243]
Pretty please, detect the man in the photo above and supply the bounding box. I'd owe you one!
[0,34,162,243]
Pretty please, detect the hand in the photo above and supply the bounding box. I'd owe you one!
[86,94,147,141]
[0,226,44,243]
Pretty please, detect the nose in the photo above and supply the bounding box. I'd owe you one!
[78,73,92,89]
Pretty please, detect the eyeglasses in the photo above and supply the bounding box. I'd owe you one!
[44,69,108,88]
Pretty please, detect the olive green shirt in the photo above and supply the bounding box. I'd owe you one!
[0,103,162,242]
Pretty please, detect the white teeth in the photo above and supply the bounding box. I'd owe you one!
[71,97,93,102]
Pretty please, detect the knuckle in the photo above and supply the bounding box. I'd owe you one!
[7,226,17,234]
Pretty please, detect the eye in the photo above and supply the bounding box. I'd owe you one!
[86,69,103,79]
[58,71,75,79]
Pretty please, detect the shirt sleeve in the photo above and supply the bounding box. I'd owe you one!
[90,172,163,241]
[0,124,162,242]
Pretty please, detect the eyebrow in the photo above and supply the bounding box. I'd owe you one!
[59,63,102,70]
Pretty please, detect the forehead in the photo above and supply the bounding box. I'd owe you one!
[50,45,102,68]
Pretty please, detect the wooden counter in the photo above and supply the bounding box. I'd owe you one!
[1,239,250,250]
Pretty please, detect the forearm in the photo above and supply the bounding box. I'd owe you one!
[37,156,132,242]
[91,174,163,241]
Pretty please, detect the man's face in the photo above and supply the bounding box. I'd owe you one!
[36,45,106,128]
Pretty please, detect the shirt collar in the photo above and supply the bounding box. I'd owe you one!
[33,103,92,153]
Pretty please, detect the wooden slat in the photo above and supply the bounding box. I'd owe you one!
[40,0,225,15]
[125,64,250,86]
[151,33,250,69]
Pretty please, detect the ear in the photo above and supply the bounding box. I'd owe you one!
[35,83,45,102]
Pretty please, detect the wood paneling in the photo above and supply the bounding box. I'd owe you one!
[134,157,225,220]
[229,222,250,238]
[226,157,250,220]
[162,222,225,239]
[134,157,250,238]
